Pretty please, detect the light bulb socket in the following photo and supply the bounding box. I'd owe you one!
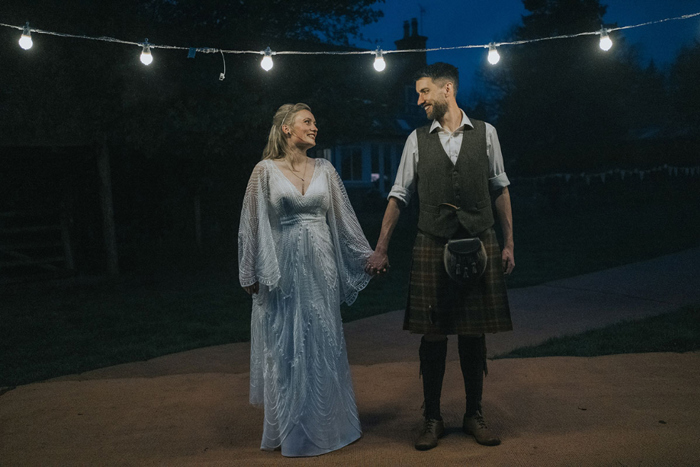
[373,47,386,71]
[140,38,153,65]
[19,22,33,50]
[487,42,500,65]
[261,47,275,71]
[599,27,613,51]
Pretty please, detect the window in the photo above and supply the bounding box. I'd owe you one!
[384,145,394,183]
[371,144,380,173]
[341,147,363,181]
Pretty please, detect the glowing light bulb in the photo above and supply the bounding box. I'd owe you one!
[19,23,33,50]
[599,28,613,51]
[261,47,274,71]
[140,39,153,65]
[487,43,500,65]
[373,48,386,72]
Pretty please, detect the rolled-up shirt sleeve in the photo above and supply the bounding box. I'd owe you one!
[486,123,510,191]
[387,130,419,206]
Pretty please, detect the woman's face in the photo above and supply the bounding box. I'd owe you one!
[286,110,318,150]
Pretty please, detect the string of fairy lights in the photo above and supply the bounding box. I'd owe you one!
[512,164,700,185]
[2,10,699,79]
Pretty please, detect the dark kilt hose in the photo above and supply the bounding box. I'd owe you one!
[403,226,512,335]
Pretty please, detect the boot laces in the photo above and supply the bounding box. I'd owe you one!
[422,418,440,433]
[474,413,488,429]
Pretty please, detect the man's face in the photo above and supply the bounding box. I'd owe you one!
[416,77,448,121]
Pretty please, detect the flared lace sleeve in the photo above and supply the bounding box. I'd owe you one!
[238,161,281,289]
[324,160,373,305]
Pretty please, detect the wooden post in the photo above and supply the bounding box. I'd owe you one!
[378,145,386,196]
[362,142,372,184]
[194,194,202,250]
[60,201,75,271]
[97,140,119,275]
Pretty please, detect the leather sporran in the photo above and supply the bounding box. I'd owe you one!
[443,237,487,284]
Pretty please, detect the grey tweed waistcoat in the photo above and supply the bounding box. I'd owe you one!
[416,118,494,238]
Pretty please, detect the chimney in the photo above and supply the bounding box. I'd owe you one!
[394,18,428,55]
[391,18,429,115]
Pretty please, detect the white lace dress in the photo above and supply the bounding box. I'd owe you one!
[238,158,372,457]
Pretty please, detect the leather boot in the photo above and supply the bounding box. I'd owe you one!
[458,334,500,446]
[415,337,447,450]
[463,411,501,446]
[415,418,445,451]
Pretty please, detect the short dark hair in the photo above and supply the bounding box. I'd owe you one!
[414,62,459,96]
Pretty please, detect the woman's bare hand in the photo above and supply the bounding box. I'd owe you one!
[244,282,260,295]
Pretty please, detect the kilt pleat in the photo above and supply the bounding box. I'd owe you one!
[403,228,513,335]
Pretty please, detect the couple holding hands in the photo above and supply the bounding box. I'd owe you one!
[238,62,515,457]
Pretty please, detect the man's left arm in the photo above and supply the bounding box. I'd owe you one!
[485,122,514,275]
[494,187,514,275]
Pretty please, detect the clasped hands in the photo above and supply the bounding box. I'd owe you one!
[365,250,390,276]
[243,282,259,295]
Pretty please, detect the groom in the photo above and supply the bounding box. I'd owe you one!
[366,62,514,451]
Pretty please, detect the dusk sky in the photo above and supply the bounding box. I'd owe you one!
[359,0,700,95]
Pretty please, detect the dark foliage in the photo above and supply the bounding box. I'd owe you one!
[0,0,385,271]
[669,41,700,133]
[471,0,697,176]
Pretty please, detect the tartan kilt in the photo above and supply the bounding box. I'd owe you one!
[403,227,513,335]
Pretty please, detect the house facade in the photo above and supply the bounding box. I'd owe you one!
[314,19,429,197]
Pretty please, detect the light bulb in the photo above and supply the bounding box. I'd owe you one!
[140,39,153,65]
[19,23,33,50]
[261,47,274,71]
[599,28,613,51]
[487,43,500,65]
[373,48,386,72]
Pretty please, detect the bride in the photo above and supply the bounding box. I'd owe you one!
[238,103,374,457]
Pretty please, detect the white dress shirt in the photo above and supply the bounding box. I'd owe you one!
[388,110,510,206]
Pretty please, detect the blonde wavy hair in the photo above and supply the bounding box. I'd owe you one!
[261,103,312,161]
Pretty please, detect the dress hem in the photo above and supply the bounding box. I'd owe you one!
[273,431,362,458]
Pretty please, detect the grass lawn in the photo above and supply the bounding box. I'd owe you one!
[494,304,700,359]
[1,175,699,387]
[1,271,249,387]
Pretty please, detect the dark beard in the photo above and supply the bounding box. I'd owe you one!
[426,99,448,120]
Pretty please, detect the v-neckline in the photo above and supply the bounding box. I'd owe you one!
[431,126,470,166]
[270,158,318,197]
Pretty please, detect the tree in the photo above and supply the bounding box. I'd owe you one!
[0,0,384,144]
[0,0,385,265]
[669,41,700,133]
[472,0,665,175]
